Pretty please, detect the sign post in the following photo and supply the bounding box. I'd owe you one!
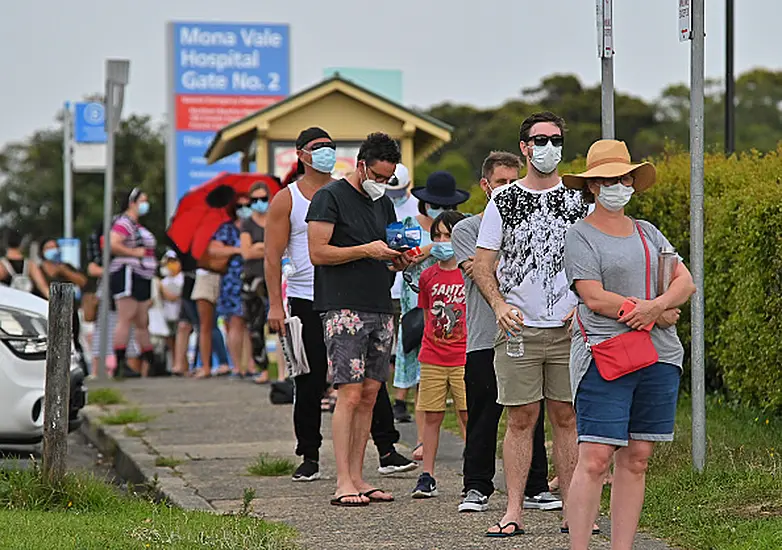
[97,60,130,380]
[63,102,73,238]
[684,0,707,472]
[165,22,291,219]
[596,0,615,139]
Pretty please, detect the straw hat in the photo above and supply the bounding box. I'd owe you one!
[562,140,656,193]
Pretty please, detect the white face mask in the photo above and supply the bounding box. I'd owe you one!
[530,142,562,175]
[361,166,387,201]
[596,182,635,211]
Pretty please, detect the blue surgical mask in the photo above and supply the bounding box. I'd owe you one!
[251,200,269,214]
[137,201,150,216]
[431,242,454,261]
[43,249,60,262]
[310,148,337,173]
[237,206,252,219]
[427,207,445,220]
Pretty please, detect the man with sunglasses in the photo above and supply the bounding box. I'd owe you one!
[306,132,414,507]
[474,113,590,536]
[266,128,416,487]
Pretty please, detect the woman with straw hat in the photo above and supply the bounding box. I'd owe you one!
[562,140,696,549]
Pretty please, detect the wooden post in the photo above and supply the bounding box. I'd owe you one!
[42,282,74,485]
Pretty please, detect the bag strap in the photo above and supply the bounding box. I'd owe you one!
[576,220,652,350]
[0,257,15,276]
[634,220,651,300]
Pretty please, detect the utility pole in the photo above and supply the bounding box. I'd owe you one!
[597,0,615,139]
[63,103,73,238]
[725,0,735,155]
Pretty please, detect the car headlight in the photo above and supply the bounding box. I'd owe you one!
[0,306,49,360]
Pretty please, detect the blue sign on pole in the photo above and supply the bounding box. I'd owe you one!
[168,22,290,203]
[74,102,107,143]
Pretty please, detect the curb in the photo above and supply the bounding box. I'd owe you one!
[79,406,214,512]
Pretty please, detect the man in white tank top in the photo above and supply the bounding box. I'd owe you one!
[266,127,417,484]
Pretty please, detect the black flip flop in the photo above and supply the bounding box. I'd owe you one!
[330,494,369,507]
[561,526,601,535]
[485,522,524,538]
[361,489,394,503]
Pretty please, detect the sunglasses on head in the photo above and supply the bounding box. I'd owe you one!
[402,268,419,294]
[529,134,564,147]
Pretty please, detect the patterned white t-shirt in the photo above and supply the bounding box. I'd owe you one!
[476,180,589,328]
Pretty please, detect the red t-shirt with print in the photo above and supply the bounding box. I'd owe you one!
[417,263,467,367]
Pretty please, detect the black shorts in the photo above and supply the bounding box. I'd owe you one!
[110,266,151,302]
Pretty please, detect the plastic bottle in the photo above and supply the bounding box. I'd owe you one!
[281,257,295,279]
[506,309,524,358]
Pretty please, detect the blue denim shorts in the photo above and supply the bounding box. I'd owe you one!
[575,361,681,447]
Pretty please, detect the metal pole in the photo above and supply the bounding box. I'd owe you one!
[165,23,177,222]
[97,82,116,380]
[42,282,74,485]
[63,102,73,238]
[597,0,615,139]
[725,0,735,155]
[690,0,707,473]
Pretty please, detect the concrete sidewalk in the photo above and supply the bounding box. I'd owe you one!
[81,377,671,550]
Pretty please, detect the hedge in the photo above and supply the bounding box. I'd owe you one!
[455,145,782,411]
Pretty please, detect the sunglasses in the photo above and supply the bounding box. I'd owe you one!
[402,268,419,293]
[307,141,336,152]
[251,196,269,204]
[529,134,564,147]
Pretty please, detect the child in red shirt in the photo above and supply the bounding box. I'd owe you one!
[412,211,468,499]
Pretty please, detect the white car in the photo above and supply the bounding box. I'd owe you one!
[0,285,87,447]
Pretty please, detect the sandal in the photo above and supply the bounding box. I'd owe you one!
[412,443,423,461]
[193,369,211,380]
[330,494,368,507]
[360,489,394,503]
[486,522,524,538]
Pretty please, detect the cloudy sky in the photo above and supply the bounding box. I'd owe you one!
[1,0,779,146]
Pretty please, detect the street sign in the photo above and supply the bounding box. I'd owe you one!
[166,21,290,215]
[596,0,614,58]
[74,102,107,143]
[679,0,692,42]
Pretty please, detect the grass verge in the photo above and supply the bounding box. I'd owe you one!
[88,388,126,406]
[101,408,153,426]
[155,456,185,468]
[0,466,297,549]
[247,454,295,477]
[441,394,781,549]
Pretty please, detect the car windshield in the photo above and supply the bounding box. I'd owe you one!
[0,307,47,338]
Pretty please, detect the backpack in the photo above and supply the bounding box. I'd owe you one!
[1,258,33,293]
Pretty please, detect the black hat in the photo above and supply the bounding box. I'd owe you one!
[295,127,332,150]
[411,171,470,206]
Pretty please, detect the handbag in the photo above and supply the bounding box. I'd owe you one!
[401,307,424,355]
[575,221,659,381]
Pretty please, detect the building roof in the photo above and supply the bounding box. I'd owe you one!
[204,74,453,165]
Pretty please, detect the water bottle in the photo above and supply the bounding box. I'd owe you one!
[281,257,296,279]
[506,309,524,358]
[657,246,678,295]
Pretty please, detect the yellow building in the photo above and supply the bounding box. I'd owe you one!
[204,74,452,182]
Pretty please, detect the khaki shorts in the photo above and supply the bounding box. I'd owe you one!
[418,363,467,412]
[494,326,572,406]
[191,271,221,304]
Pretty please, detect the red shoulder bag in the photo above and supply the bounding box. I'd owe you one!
[575,221,659,381]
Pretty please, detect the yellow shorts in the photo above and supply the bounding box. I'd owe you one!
[418,363,467,412]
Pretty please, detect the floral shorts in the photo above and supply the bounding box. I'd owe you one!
[323,309,395,387]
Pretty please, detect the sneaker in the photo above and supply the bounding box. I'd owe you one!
[292,459,321,482]
[412,473,438,498]
[458,489,489,512]
[523,491,562,510]
[378,450,418,475]
[117,364,140,379]
[393,400,412,423]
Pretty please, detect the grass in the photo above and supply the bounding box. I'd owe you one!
[440,394,782,549]
[247,454,295,477]
[155,456,185,468]
[124,427,146,438]
[101,408,154,426]
[88,388,126,406]
[0,465,297,549]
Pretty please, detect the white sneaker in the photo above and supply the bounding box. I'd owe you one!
[458,489,489,512]
[523,491,562,510]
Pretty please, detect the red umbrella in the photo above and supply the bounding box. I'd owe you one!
[167,172,280,260]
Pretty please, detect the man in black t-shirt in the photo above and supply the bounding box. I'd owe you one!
[306,133,411,506]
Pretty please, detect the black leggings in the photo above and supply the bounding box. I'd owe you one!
[243,287,269,370]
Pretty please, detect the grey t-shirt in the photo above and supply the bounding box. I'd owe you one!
[453,215,497,353]
[241,218,265,279]
[564,219,684,398]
